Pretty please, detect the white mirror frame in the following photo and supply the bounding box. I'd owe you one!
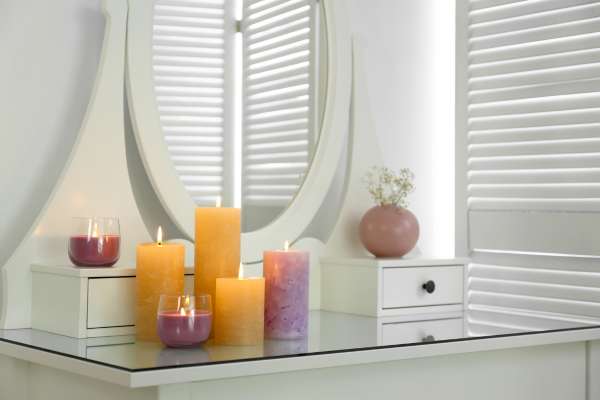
[126,0,352,262]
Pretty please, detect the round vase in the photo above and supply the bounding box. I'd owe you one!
[359,205,419,258]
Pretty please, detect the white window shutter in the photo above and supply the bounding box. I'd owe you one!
[241,0,318,207]
[457,0,600,327]
[152,0,235,206]
[463,0,600,256]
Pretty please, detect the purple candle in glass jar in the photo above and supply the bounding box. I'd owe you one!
[263,241,309,339]
[68,217,120,267]
[157,310,212,347]
[157,295,212,347]
[69,235,120,267]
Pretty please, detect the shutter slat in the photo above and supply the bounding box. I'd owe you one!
[246,0,310,27]
[469,152,600,170]
[470,48,600,78]
[469,0,595,25]
[469,93,600,117]
[246,130,309,144]
[247,75,309,97]
[469,168,600,184]
[247,97,308,114]
[246,14,309,47]
[248,32,310,57]
[468,182,600,198]
[470,32,600,64]
[469,123,600,144]
[469,0,527,12]
[468,290,600,318]
[469,138,600,157]
[469,77,600,104]
[471,3,600,37]
[469,63,600,91]
[468,108,600,130]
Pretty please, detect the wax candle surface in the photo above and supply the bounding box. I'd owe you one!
[69,235,120,267]
[157,311,212,347]
[263,249,309,339]
[136,243,184,342]
[195,207,240,315]
[214,277,265,346]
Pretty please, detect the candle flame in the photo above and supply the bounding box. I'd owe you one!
[284,240,290,251]
[90,221,99,239]
[215,196,222,208]
[157,226,163,246]
[184,295,190,308]
[179,307,186,316]
[238,263,245,279]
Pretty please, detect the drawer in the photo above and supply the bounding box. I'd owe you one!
[381,318,463,345]
[382,266,463,309]
[87,278,136,328]
[87,275,196,329]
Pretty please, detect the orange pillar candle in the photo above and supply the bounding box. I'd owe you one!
[136,227,184,342]
[195,197,241,311]
[214,265,265,346]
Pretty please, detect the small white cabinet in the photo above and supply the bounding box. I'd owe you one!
[31,265,194,338]
[321,257,468,317]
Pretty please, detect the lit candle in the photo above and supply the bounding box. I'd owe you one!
[214,264,265,346]
[263,241,309,339]
[136,227,185,342]
[157,294,212,348]
[195,196,241,319]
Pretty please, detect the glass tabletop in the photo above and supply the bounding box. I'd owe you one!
[0,310,598,372]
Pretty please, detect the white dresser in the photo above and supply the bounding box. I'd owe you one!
[320,257,468,317]
[31,265,194,338]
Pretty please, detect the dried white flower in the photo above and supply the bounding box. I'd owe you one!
[363,166,415,208]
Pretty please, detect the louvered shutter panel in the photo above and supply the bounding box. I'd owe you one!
[241,0,318,207]
[458,0,600,328]
[153,0,235,206]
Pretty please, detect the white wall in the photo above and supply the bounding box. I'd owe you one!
[0,0,455,265]
[0,0,104,266]
[346,0,455,257]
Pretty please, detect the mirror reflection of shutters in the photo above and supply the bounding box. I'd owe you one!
[241,0,318,207]
[152,0,235,206]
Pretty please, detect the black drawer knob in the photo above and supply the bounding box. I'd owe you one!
[422,280,436,294]
[422,335,435,343]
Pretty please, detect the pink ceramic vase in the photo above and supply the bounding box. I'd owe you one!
[359,205,419,258]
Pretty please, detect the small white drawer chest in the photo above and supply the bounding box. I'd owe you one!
[31,264,194,338]
[320,257,468,317]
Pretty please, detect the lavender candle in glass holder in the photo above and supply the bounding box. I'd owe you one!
[157,294,212,348]
[68,217,120,267]
[263,241,309,340]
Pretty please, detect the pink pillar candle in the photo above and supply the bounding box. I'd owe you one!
[157,310,212,348]
[263,245,309,339]
[68,235,120,267]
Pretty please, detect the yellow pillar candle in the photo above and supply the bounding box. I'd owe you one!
[136,227,184,342]
[214,265,265,346]
[195,197,240,312]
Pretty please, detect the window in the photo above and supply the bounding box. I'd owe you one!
[152,0,319,215]
[457,0,600,326]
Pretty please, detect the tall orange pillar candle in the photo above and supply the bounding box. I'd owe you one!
[214,265,265,345]
[195,197,240,312]
[136,227,184,342]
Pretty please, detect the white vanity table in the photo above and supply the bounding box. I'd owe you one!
[2,309,600,400]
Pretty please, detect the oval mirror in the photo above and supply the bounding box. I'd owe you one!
[127,0,351,262]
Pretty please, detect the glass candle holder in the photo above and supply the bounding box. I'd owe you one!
[68,217,120,267]
[157,294,212,348]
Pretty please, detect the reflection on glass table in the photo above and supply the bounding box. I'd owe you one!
[0,310,598,372]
